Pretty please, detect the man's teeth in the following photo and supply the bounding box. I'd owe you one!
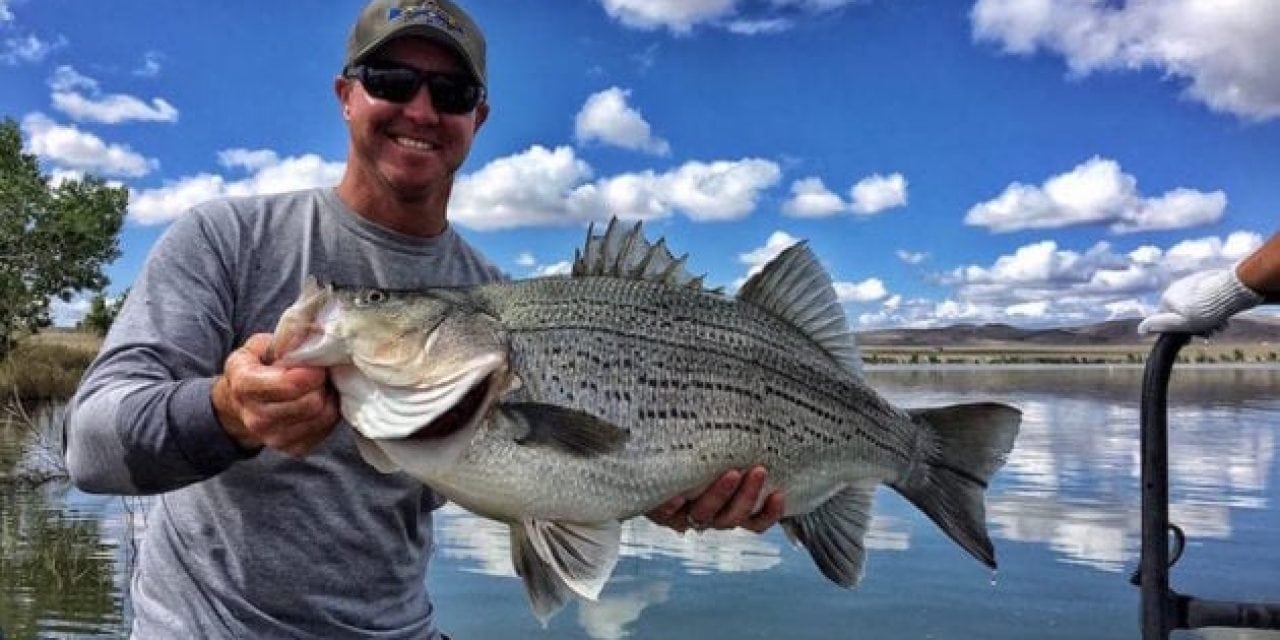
[395,136,436,151]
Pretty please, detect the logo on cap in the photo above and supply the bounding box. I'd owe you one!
[388,1,466,40]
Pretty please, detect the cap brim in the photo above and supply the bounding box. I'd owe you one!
[349,25,484,86]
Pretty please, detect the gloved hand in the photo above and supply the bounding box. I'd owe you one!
[1138,266,1264,335]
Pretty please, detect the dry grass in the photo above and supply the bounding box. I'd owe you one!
[0,331,103,402]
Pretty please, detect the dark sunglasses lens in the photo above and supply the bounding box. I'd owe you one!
[424,74,481,114]
[355,65,482,113]
[360,67,421,103]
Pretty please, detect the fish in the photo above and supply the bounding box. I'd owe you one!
[270,219,1021,623]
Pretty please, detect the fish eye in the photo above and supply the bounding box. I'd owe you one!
[356,289,388,306]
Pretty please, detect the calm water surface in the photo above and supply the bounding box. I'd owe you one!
[2,367,1278,639]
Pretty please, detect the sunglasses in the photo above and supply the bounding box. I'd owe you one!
[344,63,485,115]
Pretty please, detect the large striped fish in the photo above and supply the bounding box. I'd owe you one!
[270,220,1021,623]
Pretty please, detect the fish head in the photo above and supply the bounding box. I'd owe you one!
[272,279,514,464]
[269,276,350,367]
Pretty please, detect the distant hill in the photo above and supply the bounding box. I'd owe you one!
[856,317,1280,347]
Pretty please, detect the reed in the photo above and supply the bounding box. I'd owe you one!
[0,334,100,403]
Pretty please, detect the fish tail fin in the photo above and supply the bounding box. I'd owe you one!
[893,402,1020,569]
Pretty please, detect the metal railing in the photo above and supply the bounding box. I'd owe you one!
[1134,333,1280,638]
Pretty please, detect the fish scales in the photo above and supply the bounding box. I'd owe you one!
[269,218,1022,624]
[458,277,922,512]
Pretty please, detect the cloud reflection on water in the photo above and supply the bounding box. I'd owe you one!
[873,367,1279,574]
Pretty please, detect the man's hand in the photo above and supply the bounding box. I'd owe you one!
[646,466,785,534]
[211,333,341,457]
[1138,267,1264,335]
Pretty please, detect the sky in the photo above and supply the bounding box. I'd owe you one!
[4,0,1279,330]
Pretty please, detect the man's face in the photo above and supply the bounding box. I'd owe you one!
[337,38,488,202]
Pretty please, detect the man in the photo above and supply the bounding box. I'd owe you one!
[1140,232,1280,335]
[64,1,782,638]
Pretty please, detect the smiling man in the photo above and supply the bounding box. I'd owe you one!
[63,1,782,638]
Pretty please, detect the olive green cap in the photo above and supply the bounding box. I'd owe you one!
[344,0,486,86]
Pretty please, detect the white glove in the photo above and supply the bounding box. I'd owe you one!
[1138,267,1264,335]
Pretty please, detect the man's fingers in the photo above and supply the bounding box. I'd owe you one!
[243,333,274,355]
[712,466,766,528]
[649,496,686,521]
[743,491,785,533]
[226,355,327,404]
[1138,312,1189,334]
[684,470,742,530]
[216,332,340,457]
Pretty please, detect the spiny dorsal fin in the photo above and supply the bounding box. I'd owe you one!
[571,217,709,290]
[737,243,863,374]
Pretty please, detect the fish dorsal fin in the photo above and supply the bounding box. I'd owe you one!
[737,243,863,374]
[572,218,709,290]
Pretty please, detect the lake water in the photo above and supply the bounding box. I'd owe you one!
[2,367,1278,639]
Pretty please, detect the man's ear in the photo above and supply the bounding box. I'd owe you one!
[473,100,490,133]
[335,76,352,120]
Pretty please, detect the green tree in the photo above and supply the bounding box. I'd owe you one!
[79,287,129,336]
[0,117,126,358]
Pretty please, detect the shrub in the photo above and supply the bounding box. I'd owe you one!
[0,339,98,402]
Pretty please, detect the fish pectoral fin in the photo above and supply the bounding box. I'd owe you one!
[352,432,400,474]
[781,483,876,588]
[511,525,576,626]
[523,518,621,603]
[501,402,628,457]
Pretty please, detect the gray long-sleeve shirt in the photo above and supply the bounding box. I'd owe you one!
[65,187,504,639]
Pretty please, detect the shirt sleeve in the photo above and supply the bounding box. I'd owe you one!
[64,206,257,495]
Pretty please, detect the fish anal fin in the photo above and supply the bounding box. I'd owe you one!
[524,518,621,602]
[502,402,628,457]
[781,483,875,588]
[736,242,863,375]
[511,525,575,626]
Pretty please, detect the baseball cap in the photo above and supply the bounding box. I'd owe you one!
[344,0,486,86]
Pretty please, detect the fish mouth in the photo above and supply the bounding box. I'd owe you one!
[404,372,496,441]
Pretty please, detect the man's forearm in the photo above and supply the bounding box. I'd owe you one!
[1238,232,1280,302]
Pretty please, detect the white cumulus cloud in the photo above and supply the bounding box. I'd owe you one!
[851,172,908,215]
[782,172,908,218]
[856,230,1267,329]
[965,156,1225,234]
[574,87,671,156]
[450,145,780,230]
[21,112,157,178]
[782,177,845,217]
[599,0,737,34]
[597,0,863,35]
[218,148,281,172]
[972,0,1280,121]
[48,65,178,124]
[835,278,888,303]
[734,230,801,288]
[128,152,344,224]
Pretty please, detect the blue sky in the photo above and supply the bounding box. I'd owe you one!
[4,0,1279,330]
